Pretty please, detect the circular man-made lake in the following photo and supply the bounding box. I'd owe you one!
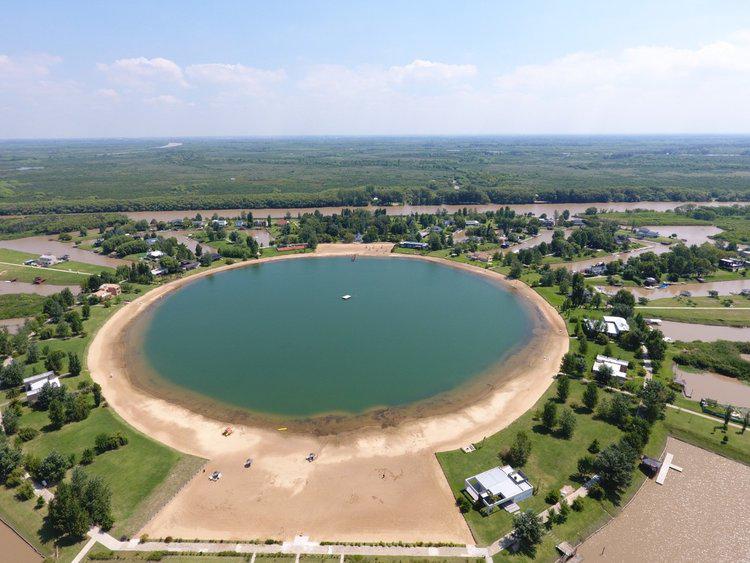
[132,257,533,421]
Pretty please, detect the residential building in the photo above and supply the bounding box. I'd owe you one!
[93,283,122,301]
[234,219,246,228]
[585,315,630,337]
[585,262,607,276]
[464,465,533,510]
[465,220,481,227]
[147,250,165,260]
[23,371,60,404]
[399,241,429,250]
[37,254,58,267]
[602,315,630,334]
[468,252,493,264]
[634,227,660,238]
[592,354,629,379]
[211,219,228,228]
[719,257,744,271]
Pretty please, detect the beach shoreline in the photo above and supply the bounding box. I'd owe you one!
[88,243,569,543]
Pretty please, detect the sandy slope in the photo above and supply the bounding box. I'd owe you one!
[88,243,568,543]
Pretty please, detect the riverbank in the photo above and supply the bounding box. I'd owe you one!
[88,243,568,543]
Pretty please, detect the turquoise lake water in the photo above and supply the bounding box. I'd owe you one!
[141,257,532,417]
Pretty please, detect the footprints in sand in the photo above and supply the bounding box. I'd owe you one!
[375,467,404,481]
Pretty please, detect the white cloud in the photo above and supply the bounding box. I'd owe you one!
[299,59,477,99]
[487,33,750,133]
[0,53,61,82]
[94,88,120,101]
[98,57,187,89]
[145,94,188,106]
[186,63,285,95]
[388,59,477,82]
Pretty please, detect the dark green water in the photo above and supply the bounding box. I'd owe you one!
[141,257,532,417]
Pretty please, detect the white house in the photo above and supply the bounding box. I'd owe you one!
[465,220,481,227]
[146,250,165,260]
[211,219,228,228]
[37,254,58,267]
[592,355,629,379]
[464,465,533,511]
[23,371,60,403]
[603,315,630,335]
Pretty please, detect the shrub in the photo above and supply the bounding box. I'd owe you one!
[95,432,129,454]
[80,448,95,465]
[15,481,34,501]
[545,489,560,505]
[87,550,115,560]
[571,497,585,512]
[456,496,471,513]
[5,467,25,488]
[17,427,39,442]
[35,495,45,509]
[588,438,600,453]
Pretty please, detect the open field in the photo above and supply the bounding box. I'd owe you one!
[2,137,750,214]
[0,293,45,319]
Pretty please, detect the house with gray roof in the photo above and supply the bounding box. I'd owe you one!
[464,465,533,511]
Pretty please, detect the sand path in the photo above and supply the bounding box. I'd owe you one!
[88,243,568,544]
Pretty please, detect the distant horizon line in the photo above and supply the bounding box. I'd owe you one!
[3,133,750,142]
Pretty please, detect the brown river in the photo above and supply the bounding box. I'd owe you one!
[658,320,750,342]
[673,366,750,406]
[578,437,750,562]
[122,200,743,222]
[0,519,41,563]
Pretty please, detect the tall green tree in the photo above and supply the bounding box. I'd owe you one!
[558,408,576,439]
[507,431,532,467]
[556,375,570,403]
[512,510,543,556]
[541,401,558,431]
[68,352,82,377]
[583,382,599,411]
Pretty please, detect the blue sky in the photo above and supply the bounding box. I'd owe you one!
[2,1,750,137]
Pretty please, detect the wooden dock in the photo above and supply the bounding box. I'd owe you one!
[655,452,683,485]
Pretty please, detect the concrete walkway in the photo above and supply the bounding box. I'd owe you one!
[71,536,97,563]
[82,528,491,561]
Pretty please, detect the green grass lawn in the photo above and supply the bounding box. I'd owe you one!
[662,407,750,465]
[437,380,663,546]
[0,293,45,319]
[0,289,206,557]
[636,294,750,326]
[0,262,89,285]
[0,247,115,275]
[636,307,750,327]
[20,408,189,529]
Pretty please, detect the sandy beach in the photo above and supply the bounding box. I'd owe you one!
[88,243,568,543]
